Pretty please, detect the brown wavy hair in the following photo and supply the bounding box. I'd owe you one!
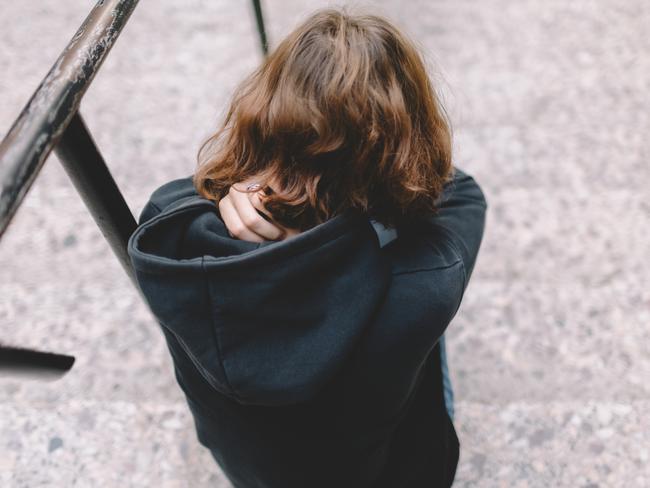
[194,8,452,232]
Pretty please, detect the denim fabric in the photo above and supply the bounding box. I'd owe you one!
[438,335,455,421]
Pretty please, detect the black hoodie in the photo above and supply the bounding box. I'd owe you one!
[127,167,487,488]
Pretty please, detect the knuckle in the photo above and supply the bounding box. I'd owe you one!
[242,214,260,230]
[230,223,244,237]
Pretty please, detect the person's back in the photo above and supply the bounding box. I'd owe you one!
[128,8,487,488]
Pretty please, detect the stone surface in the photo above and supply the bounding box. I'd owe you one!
[1,0,648,486]
[454,401,650,488]
[0,402,226,487]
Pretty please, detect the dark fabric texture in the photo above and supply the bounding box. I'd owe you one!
[127,167,487,488]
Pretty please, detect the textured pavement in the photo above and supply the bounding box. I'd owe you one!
[1,1,649,487]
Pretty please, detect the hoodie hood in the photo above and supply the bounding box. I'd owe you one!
[128,194,392,406]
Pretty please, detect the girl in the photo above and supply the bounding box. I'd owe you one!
[128,8,486,487]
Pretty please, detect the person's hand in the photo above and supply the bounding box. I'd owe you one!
[218,181,300,242]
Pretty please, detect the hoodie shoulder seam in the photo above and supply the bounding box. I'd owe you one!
[392,259,462,276]
[202,256,239,401]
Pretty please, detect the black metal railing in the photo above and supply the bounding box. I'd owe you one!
[0,0,268,379]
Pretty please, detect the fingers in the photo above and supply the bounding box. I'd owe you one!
[248,189,303,240]
[218,185,285,242]
[248,191,287,237]
[282,227,301,238]
[218,195,264,242]
[230,184,285,240]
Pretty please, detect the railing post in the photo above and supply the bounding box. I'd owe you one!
[0,0,270,378]
[252,0,269,55]
[54,112,137,285]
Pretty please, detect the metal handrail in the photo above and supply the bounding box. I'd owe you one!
[0,0,269,379]
[0,0,140,379]
[0,0,140,239]
[252,0,269,55]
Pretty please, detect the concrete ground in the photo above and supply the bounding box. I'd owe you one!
[1,1,648,486]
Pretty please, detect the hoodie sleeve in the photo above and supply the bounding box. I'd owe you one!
[428,167,488,283]
[138,176,198,225]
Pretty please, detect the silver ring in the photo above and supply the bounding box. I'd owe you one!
[246,183,261,191]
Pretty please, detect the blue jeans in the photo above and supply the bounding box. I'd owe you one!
[439,335,455,421]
